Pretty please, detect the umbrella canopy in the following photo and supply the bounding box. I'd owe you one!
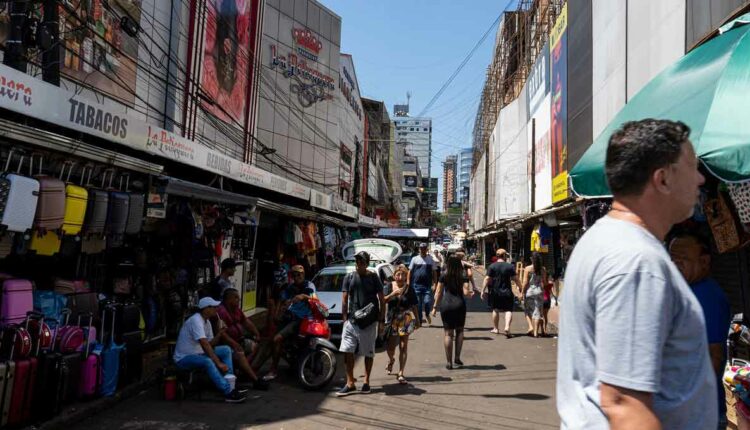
[570,15,750,197]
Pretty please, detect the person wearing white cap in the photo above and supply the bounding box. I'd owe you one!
[173,297,247,403]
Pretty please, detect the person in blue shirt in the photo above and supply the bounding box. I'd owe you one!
[669,232,731,425]
[407,243,438,325]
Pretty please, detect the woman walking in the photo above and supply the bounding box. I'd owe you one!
[522,252,547,338]
[384,265,419,384]
[432,256,472,369]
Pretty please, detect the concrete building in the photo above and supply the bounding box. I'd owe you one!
[362,98,394,220]
[393,104,432,179]
[442,155,457,209]
[458,147,472,204]
[401,154,422,226]
[336,54,364,206]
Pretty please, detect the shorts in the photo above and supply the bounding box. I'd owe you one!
[339,320,378,358]
[543,299,551,310]
[489,293,514,312]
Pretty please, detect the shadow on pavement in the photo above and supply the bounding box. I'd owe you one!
[483,393,550,400]
[464,336,494,340]
[460,364,506,371]
[404,375,452,382]
[381,383,428,396]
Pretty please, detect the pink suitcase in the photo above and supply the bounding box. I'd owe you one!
[1,280,33,325]
[78,313,100,398]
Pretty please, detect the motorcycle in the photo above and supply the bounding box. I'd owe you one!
[282,298,338,390]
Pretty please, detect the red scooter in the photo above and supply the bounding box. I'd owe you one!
[283,298,338,390]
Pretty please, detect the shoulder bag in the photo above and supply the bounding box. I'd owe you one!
[348,273,379,329]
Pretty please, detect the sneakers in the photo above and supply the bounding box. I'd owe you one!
[454,359,464,367]
[225,389,247,403]
[253,379,270,391]
[360,383,371,394]
[336,385,357,397]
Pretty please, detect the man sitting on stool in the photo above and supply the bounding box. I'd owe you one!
[173,297,248,403]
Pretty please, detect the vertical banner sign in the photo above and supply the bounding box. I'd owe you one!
[550,4,569,203]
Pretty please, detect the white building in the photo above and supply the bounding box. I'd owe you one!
[393,114,432,179]
[457,147,472,204]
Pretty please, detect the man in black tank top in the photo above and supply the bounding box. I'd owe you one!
[482,249,521,338]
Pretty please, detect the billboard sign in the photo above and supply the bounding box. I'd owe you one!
[551,3,569,203]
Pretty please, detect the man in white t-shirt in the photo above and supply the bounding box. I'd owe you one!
[174,297,247,403]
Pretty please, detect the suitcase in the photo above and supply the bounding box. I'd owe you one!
[53,278,89,295]
[55,309,84,354]
[120,330,143,386]
[77,312,97,353]
[0,359,14,426]
[7,316,39,427]
[1,279,34,325]
[32,155,65,233]
[107,192,129,241]
[60,163,88,237]
[29,230,62,256]
[55,310,82,404]
[125,193,144,234]
[78,313,101,398]
[83,169,109,236]
[33,318,64,422]
[0,151,39,234]
[0,234,13,258]
[66,291,99,318]
[34,290,68,324]
[100,305,124,397]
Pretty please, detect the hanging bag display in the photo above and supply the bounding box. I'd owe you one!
[121,174,144,235]
[100,304,124,397]
[106,175,130,248]
[704,188,750,254]
[60,162,89,236]
[31,154,65,234]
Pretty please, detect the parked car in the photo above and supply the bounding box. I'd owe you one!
[311,239,402,344]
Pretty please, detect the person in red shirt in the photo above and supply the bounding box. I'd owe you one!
[215,288,268,390]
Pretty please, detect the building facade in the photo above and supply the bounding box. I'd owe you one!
[442,155,457,209]
[393,104,432,179]
[457,147,472,204]
[337,54,364,205]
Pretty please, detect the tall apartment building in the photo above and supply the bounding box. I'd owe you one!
[443,155,457,209]
[457,147,472,203]
[392,104,432,179]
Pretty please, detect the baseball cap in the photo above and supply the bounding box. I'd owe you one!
[354,250,370,262]
[198,297,221,309]
[221,258,240,271]
[419,243,428,249]
[291,265,305,274]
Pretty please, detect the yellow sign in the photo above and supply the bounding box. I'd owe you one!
[552,171,569,203]
[550,3,568,48]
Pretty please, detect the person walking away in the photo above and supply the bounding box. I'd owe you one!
[541,276,555,337]
[669,232,731,428]
[384,265,420,384]
[265,265,316,381]
[433,249,444,279]
[433,255,472,369]
[408,243,438,325]
[521,252,546,338]
[557,119,714,429]
[215,288,269,390]
[337,251,386,396]
[173,297,247,403]
[482,249,521,338]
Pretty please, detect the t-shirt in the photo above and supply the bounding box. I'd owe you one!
[409,254,436,288]
[486,261,515,296]
[691,277,731,416]
[217,304,247,342]
[280,281,317,319]
[557,216,716,429]
[174,312,214,363]
[342,271,381,316]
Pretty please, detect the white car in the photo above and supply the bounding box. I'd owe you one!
[311,239,402,344]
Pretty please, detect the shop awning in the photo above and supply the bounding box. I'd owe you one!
[375,228,430,239]
[161,176,257,206]
[570,14,750,197]
[256,199,351,228]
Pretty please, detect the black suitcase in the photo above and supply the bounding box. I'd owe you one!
[125,193,144,235]
[119,331,142,387]
[33,319,64,422]
[106,192,129,237]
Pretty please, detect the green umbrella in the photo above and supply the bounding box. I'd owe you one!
[570,14,750,197]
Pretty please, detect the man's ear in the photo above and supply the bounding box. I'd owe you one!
[652,167,671,194]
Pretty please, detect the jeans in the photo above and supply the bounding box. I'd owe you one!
[414,285,433,319]
[176,345,234,395]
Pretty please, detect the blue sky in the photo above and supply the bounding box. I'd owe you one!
[319,0,513,211]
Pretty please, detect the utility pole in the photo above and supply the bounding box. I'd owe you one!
[3,2,29,72]
[42,0,60,85]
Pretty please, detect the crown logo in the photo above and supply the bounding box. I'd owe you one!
[292,28,323,55]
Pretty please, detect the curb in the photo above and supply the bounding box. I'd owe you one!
[25,378,154,430]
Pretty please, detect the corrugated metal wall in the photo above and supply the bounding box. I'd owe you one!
[567,0,593,169]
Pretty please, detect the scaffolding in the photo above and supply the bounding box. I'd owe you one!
[472,0,564,173]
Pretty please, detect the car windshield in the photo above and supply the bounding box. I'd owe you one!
[314,272,346,292]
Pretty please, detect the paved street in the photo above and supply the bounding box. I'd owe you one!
[76,281,560,430]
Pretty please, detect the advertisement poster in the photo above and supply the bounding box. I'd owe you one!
[1,1,143,105]
[550,3,569,203]
[200,0,254,125]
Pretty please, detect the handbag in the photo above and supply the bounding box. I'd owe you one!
[704,189,750,254]
[728,182,750,224]
[348,273,379,329]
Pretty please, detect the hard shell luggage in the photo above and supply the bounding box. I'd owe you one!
[53,278,89,295]
[66,291,99,319]
[33,317,64,422]
[78,313,101,398]
[55,309,84,354]
[100,305,124,397]
[77,312,97,353]
[0,358,14,426]
[8,315,39,427]
[30,230,62,256]
[107,192,129,241]
[83,170,109,236]
[0,150,39,234]
[1,279,34,325]
[60,163,88,236]
[55,310,82,404]
[33,290,68,324]
[125,193,144,234]
[32,155,65,233]
[120,330,143,386]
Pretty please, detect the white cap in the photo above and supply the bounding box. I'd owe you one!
[198,297,221,309]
